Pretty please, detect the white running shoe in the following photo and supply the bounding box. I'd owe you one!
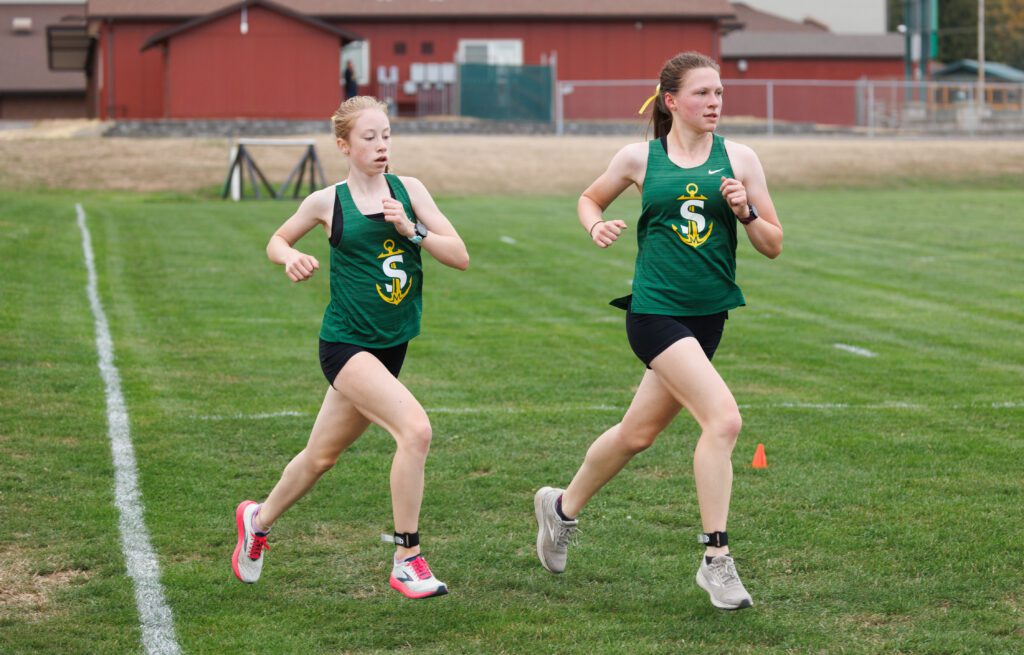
[534,486,578,574]
[389,555,448,599]
[696,554,753,610]
[232,500,269,584]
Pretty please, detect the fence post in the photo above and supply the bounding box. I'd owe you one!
[550,51,558,129]
[867,82,875,138]
[555,83,563,136]
[766,80,774,136]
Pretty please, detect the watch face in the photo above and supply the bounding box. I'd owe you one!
[415,222,428,238]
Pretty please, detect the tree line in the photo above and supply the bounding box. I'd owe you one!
[887,0,1024,71]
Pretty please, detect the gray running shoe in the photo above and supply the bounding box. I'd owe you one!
[695,554,753,610]
[534,486,578,574]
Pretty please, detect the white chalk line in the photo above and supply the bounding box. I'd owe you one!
[202,400,1023,421]
[77,203,182,655]
[197,410,306,421]
[833,343,878,358]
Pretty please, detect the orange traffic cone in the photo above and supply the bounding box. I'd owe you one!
[752,443,767,469]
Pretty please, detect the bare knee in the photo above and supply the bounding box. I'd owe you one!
[616,422,662,455]
[704,410,742,444]
[303,450,339,476]
[396,419,432,457]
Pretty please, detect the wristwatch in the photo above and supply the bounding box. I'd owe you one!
[409,222,428,245]
[738,204,759,225]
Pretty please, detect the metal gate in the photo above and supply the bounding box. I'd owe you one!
[459,63,553,122]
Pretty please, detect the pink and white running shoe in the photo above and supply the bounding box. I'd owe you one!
[389,554,448,599]
[232,500,269,583]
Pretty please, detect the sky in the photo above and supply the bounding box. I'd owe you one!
[738,0,889,34]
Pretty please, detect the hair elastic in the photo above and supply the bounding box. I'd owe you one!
[637,84,661,115]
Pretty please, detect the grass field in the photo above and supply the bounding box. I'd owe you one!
[1,185,1023,654]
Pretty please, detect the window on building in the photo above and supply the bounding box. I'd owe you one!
[421,41,434,55]
[394,41,407,56]
[12,17,33,33]
[456,39,523,65]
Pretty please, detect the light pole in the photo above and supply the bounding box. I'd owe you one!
[977,0,985,113]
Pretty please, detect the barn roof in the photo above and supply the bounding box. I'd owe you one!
[139,0,362,51]
[933,59,1024,83]
[722,32,903,59]
[88,0,735,20]
[730,2,828,33]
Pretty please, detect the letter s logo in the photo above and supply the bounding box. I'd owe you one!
[680,200,706,233]
[381,254,407,293]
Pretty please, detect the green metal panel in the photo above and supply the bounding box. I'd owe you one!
[459,63,552,122]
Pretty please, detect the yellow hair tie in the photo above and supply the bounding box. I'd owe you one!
[637,84,661,115]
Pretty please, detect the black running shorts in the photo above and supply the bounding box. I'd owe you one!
[319,339,408,386]
[625,310,727,367]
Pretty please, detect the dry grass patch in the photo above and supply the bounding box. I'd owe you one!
[1,121,1022,195]
[0,546,89,621]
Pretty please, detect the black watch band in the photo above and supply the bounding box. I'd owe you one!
[738,204,759,225]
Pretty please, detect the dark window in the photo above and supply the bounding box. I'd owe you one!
[394,41,406,55]
[421,41,434,55]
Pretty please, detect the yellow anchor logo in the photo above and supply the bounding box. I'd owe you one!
[375,239,412,305]
[672,182,712,248]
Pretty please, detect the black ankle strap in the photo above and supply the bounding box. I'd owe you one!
[381,531,420,548]
[698,531,728,547]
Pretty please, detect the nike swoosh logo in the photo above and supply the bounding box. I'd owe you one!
[708,168,725,175]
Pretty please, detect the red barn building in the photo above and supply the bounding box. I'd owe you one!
[46,0,904,124]
[79,0,736,119]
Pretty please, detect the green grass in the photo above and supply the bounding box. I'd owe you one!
[1,187,1023,654]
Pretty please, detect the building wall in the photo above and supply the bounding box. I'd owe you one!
[719,58,905,125]
[94,20,172,119]
[343,18,719,111]
[0,92,86,119]
[720,57,903,80]
[163,5,342,118]
[0,3,87,118]
[89,10,905,124]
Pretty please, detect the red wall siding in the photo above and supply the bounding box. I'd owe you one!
[719,57,905,125]
[341,19,718,100]
[96,21,171,119]
[92,15,722,119]
[720,57,903,80]
[165,6,342,119]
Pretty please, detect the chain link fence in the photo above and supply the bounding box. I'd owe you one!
[555,78,1024,136]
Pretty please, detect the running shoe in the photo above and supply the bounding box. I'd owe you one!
[232,500,269,584]
[389,554,448,599]
[695,554,753,610]
[534,486,578,574]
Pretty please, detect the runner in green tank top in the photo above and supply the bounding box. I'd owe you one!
[231,97,469,600]
[534,53,783,611]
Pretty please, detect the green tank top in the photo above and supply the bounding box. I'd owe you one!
[614,134,746,316]
[319,174,423,347]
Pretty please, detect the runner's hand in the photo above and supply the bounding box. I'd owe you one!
[284,250,319,282]
[591,220,628,248]
[383,198,415,238]
[720,176,750,219]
